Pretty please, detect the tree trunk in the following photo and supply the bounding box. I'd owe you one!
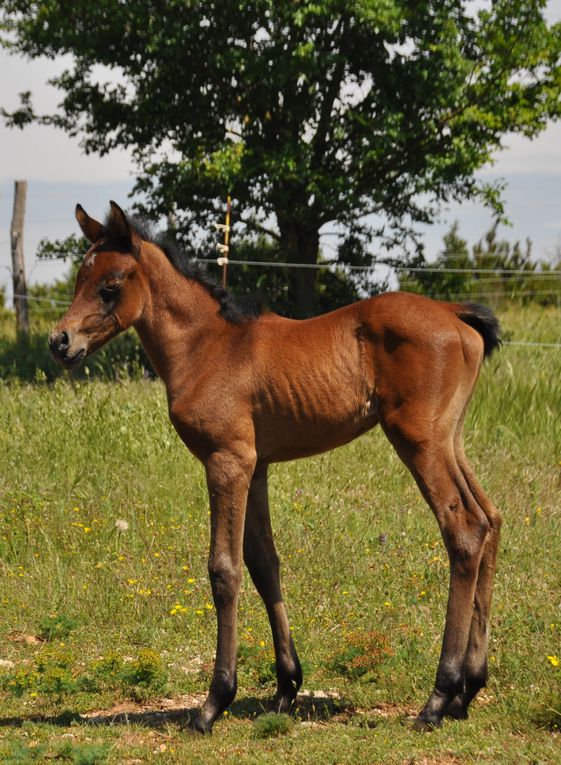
[277,213,319,318]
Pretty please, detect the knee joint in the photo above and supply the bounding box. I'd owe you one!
[208,560,242,604]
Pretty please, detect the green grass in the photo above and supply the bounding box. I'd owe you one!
[0,304,559,763]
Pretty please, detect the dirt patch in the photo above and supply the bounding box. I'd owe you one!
[364,701,418,719]
[72,691,418,731]
[80,693,206,727]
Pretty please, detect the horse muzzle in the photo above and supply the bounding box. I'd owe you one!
[48,329,87,368]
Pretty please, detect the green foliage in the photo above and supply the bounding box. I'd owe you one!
[400,222,561,305]
[58,742,109,765]
[532,688,561,731]
[223,235,384,316]
[0,647,77,699]
[2,1,560,313]
[1,740,46,765]
[0,647,168,703]
[36,235,89,264]
[237,640,276,688]
[119,648,168,701]
[38,613,78,642]
[252,712,294,739]
[0,327,151,382]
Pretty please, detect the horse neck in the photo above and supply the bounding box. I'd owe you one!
[134,243,225,391]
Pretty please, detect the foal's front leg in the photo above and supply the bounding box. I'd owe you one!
[191,450,255,734]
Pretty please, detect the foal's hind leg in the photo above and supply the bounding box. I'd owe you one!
[382,413,488,730]
[243,466,303,711]
[444,445,502,720]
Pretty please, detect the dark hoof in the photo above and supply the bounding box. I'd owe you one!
[444,696,469,720]
[272,692,297,714]
[412,714,442,732]
[183,713,213,735]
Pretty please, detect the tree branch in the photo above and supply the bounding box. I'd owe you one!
[240,215,281,241]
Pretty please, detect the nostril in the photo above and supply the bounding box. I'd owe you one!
[49,330,71,356]
[59,331,70,352]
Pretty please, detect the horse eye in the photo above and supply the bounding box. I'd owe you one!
[99,284,121,303]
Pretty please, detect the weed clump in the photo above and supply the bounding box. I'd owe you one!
[531,692,561,731]
[252,712,294,739]
[1,740,46,763]
[38,614,78,642]
[0,647,168,703]
[58,741,109,764]
[119,648,168,701]
[237,640,276,687]
[328,631,393,680]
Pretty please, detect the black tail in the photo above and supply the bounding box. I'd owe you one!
[456,303,501,358]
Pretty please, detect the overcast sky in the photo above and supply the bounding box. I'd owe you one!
[1,1,561,299]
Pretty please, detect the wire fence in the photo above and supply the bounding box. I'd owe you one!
[196,257,561,277]
[2,248,559,347]
[20,251,561,276]
[13,293,72,306]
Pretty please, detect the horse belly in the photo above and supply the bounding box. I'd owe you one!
[254,375,378,462]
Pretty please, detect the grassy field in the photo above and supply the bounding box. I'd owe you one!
[0,304,559,764]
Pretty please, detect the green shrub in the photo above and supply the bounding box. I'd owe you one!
[252,712,294,739]
[38,613,78,642]
[118,649,168,701]
[237,641,276,687]
[58,742,109,765]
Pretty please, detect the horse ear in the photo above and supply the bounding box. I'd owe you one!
[75,204,105,243]
[108,200,141,257]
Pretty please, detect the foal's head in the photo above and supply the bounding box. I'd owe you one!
[49,201,147,367]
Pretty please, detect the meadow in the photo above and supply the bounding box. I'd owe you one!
[0,303,559,764]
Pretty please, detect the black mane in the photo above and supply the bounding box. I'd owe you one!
[104,213,263,324]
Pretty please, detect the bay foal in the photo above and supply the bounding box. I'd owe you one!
[49,202,501,733]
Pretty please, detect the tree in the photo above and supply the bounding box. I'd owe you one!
[2,1,561,315]
[401,221,561,306]
[401,221,473,299]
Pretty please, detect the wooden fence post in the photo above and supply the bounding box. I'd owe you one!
[10,180,29,337]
